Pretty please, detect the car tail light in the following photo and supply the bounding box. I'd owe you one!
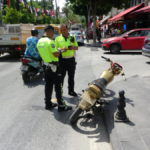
[21,58,28,65]
[14,47,21,50]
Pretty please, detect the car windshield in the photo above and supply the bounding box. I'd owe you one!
[119,31,131,37]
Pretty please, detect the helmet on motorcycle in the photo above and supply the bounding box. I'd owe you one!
[31,29,38,36]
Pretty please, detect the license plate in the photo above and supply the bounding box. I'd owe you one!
[20,65,28,71]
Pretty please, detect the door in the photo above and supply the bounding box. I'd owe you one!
[127,30,142,49]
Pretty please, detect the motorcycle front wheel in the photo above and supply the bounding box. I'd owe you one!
[69,107,83,123]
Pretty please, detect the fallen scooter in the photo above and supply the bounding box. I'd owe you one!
[69,56,126,123]
[20,55,43,83]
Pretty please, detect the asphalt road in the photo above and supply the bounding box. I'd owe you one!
[1,46,150,150]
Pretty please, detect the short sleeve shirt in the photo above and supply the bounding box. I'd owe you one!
[24,36,40,58]
[37,37,58,63]
[55,34,78,57]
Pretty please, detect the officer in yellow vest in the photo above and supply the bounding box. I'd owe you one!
[55,24,78,97]
[37,25,72,111]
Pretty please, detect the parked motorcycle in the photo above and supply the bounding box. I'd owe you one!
[20,55,43,83]
[69,56,126,123]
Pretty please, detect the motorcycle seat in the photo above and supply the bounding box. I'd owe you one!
[22,55,40,61]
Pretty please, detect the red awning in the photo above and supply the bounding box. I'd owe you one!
[130,5,150,16]
[108,3,143,23]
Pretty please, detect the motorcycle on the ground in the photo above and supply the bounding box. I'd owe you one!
[20,55,43,83]
[69,56,126,123]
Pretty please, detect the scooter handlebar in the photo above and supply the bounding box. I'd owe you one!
[101,56,111,62]
[101,56,107,59]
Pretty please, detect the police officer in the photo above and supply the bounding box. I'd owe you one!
[37,25,72,111]
[55,24,78,97]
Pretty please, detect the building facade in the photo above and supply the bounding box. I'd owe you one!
[130,0,145,7]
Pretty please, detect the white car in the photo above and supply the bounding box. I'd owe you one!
[69,31,84,45]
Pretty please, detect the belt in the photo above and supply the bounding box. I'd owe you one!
[44,62,57,72]
[62,56,74,59]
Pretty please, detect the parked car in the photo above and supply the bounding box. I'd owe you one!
[102,28,150,54]
[142,32,150,57]
[69,31,84,45]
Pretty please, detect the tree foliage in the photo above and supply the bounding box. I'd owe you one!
[28,0,52,10]
[10,0,16,9]
[2,6,21,24]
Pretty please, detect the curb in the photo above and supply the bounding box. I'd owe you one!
[102,105,122,150]
[84,43,102,47]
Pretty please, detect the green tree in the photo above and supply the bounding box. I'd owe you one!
[62,4,69,24]
[2,6,21,24]
[10,0,16,9]
[59,10,80,25]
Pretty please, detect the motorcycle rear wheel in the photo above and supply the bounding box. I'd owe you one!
[69,107,83,123]
[22,73,29,83]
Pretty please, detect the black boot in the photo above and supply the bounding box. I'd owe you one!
[58,105,72,111]
[68,91,77,97]
[45,102,58,110]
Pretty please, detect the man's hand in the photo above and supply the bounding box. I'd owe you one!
[67,46,74,50]
[58,47,67,52]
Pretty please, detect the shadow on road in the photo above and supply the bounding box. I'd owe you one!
[71,108,110,143]
[24,74,45,88]
[62,96,78,105]
[146,61,150,64]
[0,54,20,62]
[104,51,142,55]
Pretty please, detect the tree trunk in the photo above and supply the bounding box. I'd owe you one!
[30,0,34,14]
[93,13,96,43]
[85,13,88,30]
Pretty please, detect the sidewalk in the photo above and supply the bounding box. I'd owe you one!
[102,75,150,150]
[84,35,110,47]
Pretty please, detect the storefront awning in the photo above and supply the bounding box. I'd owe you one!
[99,15,110,24]
[108,3,143,23]
[130,5,150,16]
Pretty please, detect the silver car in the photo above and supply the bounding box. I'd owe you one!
[142,32,150,57]
[69,31,84,45]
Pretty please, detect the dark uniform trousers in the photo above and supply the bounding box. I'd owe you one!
[60,57,76,92]
[43,65,64,106]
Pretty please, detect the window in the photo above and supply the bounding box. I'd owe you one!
[128,30,142,37]
[15,26,20,33]
[141,30,150,36]
[9,27,15,33]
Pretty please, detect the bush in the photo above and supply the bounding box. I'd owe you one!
[3,6,21,24]
[36,15,43,24]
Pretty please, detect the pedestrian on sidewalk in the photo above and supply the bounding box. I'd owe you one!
[55,24,78,97]
[37,25,72,111]
[103,27,107,38]
[111,28,116,37]
[96,25,101,43]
